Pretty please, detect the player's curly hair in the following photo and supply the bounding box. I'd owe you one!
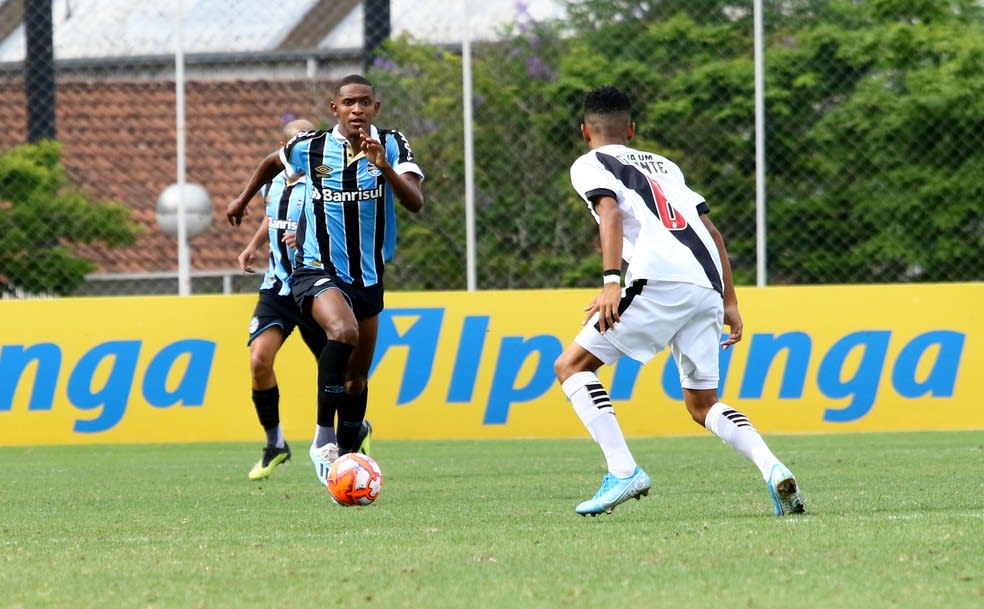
[583,86,632,117]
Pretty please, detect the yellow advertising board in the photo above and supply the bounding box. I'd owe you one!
[0,283,979,446]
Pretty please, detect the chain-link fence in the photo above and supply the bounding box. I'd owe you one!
[1,0,982,298]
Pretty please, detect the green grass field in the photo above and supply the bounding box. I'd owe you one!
[2,431,982,609]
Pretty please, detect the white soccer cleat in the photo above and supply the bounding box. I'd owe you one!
[309,442,339,487]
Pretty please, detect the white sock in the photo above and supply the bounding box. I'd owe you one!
[314,424,336,448]
[265,424,285,449]
[704,402,778,480]
[562,371,637,478]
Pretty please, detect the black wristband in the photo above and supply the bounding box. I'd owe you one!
[603,269,620,277]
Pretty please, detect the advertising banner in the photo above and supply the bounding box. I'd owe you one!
[0,284,978,445]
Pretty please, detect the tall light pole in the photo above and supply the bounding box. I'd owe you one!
[174,0,191,294]
[462,1,476,291]
[754,0,767,287]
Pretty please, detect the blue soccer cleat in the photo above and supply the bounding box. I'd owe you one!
[767,463,805,516]
[576,466,652,516]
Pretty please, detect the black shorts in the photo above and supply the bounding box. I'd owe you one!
[291,267,384,321]
[248,290,326,357]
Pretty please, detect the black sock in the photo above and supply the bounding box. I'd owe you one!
[316,340,354,433]
[337,386,368,450]
[252,385,280,446]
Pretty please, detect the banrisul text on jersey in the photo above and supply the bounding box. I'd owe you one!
[312,184,385,203]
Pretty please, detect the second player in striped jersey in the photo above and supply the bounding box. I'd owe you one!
[237,119,328,482]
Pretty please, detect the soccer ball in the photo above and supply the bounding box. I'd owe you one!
[326,453,383,506]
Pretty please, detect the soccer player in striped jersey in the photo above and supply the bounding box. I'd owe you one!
[226,75,424,487]
[555,86,804,516]
[237,119,328,481]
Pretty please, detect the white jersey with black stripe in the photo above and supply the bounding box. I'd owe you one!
[570,143,723,294]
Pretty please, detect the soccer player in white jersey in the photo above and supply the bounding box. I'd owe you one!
[555,86,804,517]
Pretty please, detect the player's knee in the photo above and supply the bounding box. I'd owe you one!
[553,353,572,382]
[345,375,367,396]
[249,349,276,378]
[688,406,709,427]
[554,348,596,383]
[321,320,359,345]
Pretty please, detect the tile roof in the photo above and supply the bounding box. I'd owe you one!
[0,78,336,274]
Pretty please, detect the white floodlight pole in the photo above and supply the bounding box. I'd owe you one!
[462,2,477,291]
[753,0,767,287]
[175,0,191,295]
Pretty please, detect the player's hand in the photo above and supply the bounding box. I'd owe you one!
[237,247,256,273]
[282,231,297,249]
[721,303,744,349]
[359,128,389,168]
[226,197,248,226]
[584,283,622,333]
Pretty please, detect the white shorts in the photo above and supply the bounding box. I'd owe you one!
[574,280,723,390]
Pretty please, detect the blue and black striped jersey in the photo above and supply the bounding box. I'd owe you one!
[258,172,307,296]
[280,125,423,287]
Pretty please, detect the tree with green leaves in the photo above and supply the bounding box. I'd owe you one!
[0,140,141,296]
[767,0,984,282]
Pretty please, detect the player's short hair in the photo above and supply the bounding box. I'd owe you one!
[334,74,374,96]
[282,118,314,140]
[584,86,632,116]
[583,86,632,137]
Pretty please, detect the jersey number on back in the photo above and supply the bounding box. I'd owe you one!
[646,176,688,231]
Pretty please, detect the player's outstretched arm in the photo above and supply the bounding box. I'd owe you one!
[226,151,285,226]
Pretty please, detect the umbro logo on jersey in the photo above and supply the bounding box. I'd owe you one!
[367,163,382,177]
[314,164,332,178]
